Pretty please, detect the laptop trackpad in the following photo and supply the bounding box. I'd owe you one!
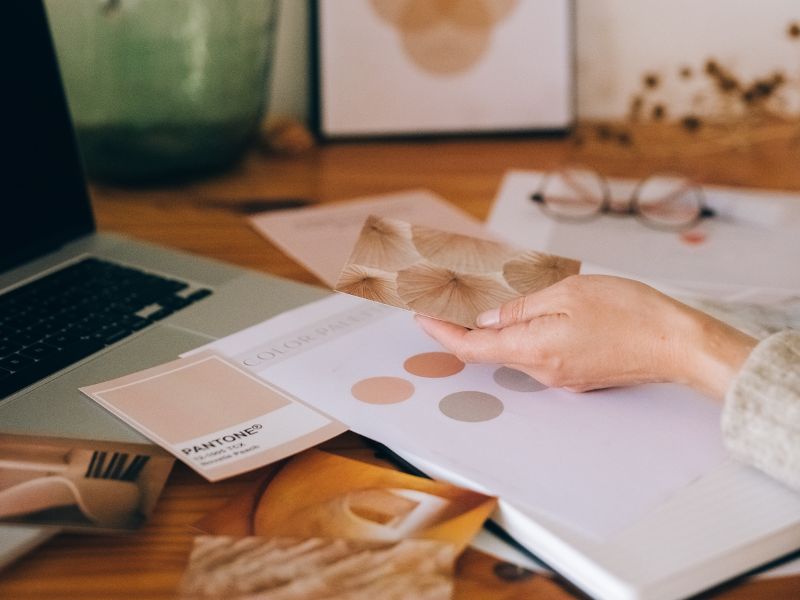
[0,325,212,444]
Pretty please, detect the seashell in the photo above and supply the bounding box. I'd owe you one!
[396,261,518,328]
[502,251,581,295]
[335,264,404,306]
[349,216,419,271]
[411,226,516,273]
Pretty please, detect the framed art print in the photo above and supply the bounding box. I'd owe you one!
[312,0,574,139]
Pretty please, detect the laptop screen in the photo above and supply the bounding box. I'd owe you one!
[0,1,95,274]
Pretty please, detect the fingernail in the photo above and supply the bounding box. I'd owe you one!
[476,308,500,328]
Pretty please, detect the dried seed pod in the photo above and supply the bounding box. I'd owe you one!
[349,216,419,271]
[396,261,518,328]
[336,264,403,306]
[411,226,515,273]
[502,251,581,295]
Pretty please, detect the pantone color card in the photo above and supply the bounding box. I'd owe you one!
[80,352,347,481]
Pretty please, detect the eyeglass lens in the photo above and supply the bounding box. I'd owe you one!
[538,168,606,218]
[635,175,703,228]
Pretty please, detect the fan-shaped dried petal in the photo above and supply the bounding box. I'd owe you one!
[411,226,515,273]
[349,216,419,271]
[502,251,581,294]
[336,264,403,306]
[396,261,517,328]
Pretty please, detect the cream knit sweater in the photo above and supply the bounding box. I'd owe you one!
[722,330,800,490]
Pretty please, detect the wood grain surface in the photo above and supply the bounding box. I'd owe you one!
[1,134,798,599]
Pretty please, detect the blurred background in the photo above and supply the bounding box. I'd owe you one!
[43,0,800,182]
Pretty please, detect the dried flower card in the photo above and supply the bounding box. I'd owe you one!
[335,216,581,327]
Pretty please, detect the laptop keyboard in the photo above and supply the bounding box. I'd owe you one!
[0,257,212,399]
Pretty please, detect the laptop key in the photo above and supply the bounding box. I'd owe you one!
[0,341,23,358]
[186,289,213,302]
[0,353,36,372]
[103,329,132,345]
[19,343,58,360]
[0,340,105,398]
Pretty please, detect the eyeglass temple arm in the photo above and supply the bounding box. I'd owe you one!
[531,172,600,204]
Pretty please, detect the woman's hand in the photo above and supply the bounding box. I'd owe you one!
[416,275,757,399]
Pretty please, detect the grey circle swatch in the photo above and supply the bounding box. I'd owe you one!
[493,367,548,393]
[439,391,504,422]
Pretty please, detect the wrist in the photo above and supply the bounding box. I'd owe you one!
[679,307,757,401]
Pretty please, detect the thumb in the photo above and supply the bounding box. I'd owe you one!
[476,282,567,329]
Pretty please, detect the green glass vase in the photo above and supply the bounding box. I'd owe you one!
[45,0,278,184]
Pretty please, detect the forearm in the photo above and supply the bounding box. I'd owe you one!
[674,306,758,402]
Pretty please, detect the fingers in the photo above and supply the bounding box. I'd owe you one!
[415,315,514,364]
[476,278,572,329]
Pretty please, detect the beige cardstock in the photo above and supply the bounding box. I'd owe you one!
[335,216,582,328]
[80,352,347,482]
[250,190,494,287]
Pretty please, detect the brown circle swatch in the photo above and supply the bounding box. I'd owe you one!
[403,352,465,378]
[351,377,415,405]
[439,391,504,422]
[493,367,547,392]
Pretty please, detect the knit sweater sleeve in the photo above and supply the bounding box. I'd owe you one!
[721,330,800,490]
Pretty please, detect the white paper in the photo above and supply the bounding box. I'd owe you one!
[201,294,728,541]
[488,170,800,294]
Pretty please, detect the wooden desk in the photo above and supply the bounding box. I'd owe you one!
[1,137,798,599]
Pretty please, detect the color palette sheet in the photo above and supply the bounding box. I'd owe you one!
[201,294,728,541]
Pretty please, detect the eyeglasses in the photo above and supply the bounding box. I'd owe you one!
[530,167,716,230]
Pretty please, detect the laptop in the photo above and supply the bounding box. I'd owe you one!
[0,1,324,566]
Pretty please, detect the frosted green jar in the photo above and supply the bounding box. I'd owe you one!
[45,0,278,183]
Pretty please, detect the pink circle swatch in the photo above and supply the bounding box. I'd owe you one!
[351,376,415,404]
[403,352,465,378]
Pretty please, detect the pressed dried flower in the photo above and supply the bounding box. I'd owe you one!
[788,22,800,38]
[595,124,612,141]
[643,73,660,89]
[718,76,739,93]
[335,264,403,306]
[617,131,632,146]
[396,261,518,328]
[629,95,644,121]
[411,226,515,272]
[681,115,702,133]
[349,216,419,271]
[502,252,581,295]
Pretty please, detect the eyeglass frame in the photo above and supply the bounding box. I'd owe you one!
[530,168,716,231]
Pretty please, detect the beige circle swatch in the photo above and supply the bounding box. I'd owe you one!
[351,376,415,404]
[403,352,465,378]
[439,391,504,422]
[493,367,547,392]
